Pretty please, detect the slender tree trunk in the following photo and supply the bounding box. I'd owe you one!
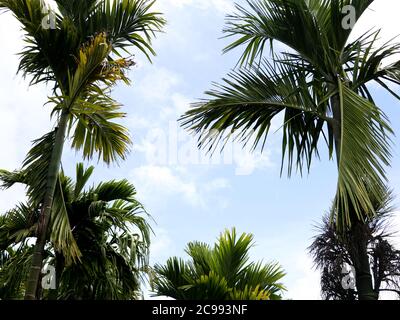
[330,93,377,300]
[24,110,69,300]
[348,220,377,300]
[330,93,342,165]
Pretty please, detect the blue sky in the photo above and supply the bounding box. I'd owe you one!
[1,0,400,299]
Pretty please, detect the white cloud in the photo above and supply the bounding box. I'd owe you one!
[135,67,181,102]
[234,149,275,176]
[0,12,52,213]
[204,178,231,192]
[172,93,191,114]
[350,2,400,65]
[130,165,231,210]
[285,254,321,300]
[389,210,400,249]
[131,165,203,206]
[150,227,176,264]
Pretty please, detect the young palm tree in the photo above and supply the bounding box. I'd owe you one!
[180,0,400,299]
[0,0,165,299]
[310,188,400,300]
[153,228,286,300]
[0,163,151,300]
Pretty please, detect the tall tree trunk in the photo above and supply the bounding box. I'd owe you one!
[330,93,377,300]
[24,110,69,300]
[348,219,377,300]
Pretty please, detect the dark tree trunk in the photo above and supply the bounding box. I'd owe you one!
[24,110,68,300]
[348,220,377,300]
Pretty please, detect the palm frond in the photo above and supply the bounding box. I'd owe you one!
[87,0,166,61]
[22,130,56,207]
[153,228,285,300]
[343,30,400,100]
[0,245,33,300]
[69,98,131,164]
[73,163,94,199]
[223,0,374,68]
[0,170,27,189]
[0,203,38,250]
[50,176,81,264]
[335,82,393,228]
[180,59,331,175]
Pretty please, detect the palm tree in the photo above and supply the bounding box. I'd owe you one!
[153,228,285,300]
[0,163,151,300]
[180,0,400,299]
[0,0,165,299]
[310,188,400,300]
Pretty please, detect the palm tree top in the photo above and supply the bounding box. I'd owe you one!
[0,0,166,88]
[153,228,286,300]
[0,163,152,299]
[180,0,400,228]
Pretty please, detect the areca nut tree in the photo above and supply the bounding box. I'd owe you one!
[0,0,165,299]
[153,228,286,300]
[310,188,400,300]
[0,163,152,300]
[180,0,400,300]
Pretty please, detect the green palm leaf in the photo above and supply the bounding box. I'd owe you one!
[153,228,286,300]
[335,82,392,228]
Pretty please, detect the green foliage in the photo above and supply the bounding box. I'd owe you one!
[0,163,151,300]
[0,0,166,181]
[310,188,400,300]
[153,229,286,300]
[0,1,164,297]
[180,0,400,229]
[0,0,165,87]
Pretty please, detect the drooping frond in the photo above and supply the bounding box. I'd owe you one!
[50,175,81,264]
[69,98,131,164]
[22,130,56,207]
[335,82,393,228]
[310,190,400,300]
[93,179,138,202]
[180,59,331,175]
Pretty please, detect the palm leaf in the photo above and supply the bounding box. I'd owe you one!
[335,81,392,228]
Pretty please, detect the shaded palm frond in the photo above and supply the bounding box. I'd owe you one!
[335,82,392,228]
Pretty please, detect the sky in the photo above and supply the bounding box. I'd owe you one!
[1,0,400,300]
